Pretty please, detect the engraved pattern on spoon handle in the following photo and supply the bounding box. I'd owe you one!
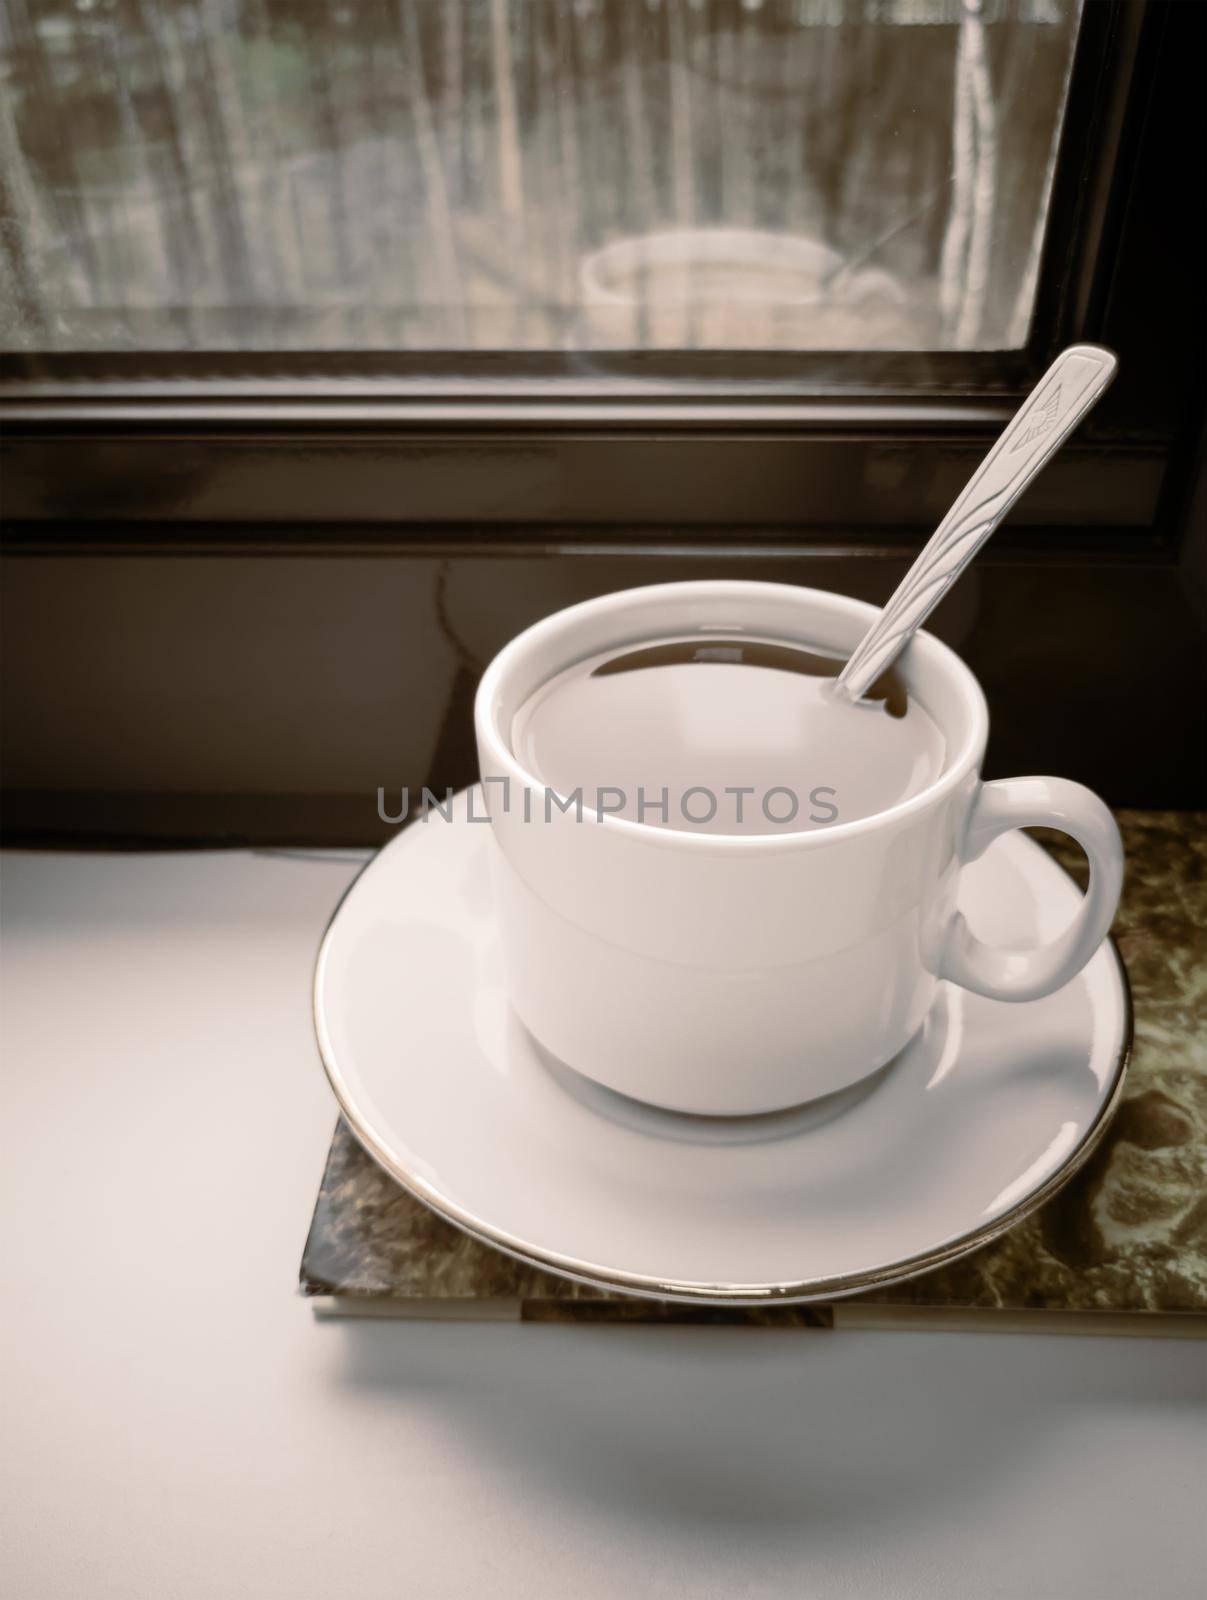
[835,345,1119,704]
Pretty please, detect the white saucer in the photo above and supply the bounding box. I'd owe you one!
[313,792,1130,1305]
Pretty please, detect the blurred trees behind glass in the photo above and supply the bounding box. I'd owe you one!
[0,0,1082,352]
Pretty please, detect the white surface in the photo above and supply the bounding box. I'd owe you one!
[1,848,1203,1600]
[317,810,1127,1300]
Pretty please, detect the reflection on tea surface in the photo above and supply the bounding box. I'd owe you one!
[511,636,946,835]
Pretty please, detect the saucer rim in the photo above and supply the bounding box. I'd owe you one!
[312,816,1133,1307]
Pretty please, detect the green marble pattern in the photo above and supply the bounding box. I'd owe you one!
[300,1125,830,1326]
[301,812,1206,1320]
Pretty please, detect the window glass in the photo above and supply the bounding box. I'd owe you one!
[1,0,1082,353]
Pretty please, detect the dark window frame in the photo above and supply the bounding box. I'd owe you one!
[1,0,1201,545]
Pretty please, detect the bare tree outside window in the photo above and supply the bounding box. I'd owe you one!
[0,0,1082,354]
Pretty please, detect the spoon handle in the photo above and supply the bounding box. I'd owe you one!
[834,344,1119,705]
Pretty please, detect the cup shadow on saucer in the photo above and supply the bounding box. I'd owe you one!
[529,1031,906,1147]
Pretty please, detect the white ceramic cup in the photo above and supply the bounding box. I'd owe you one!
[474,581,1124,1115]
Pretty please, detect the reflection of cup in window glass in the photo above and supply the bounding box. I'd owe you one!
[578,228,912,350]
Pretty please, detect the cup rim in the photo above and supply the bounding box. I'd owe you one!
[475,580,989,853]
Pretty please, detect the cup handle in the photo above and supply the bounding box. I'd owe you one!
[941,777,1124,1002]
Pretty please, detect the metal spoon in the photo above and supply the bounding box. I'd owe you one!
[833,344,1119,706]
